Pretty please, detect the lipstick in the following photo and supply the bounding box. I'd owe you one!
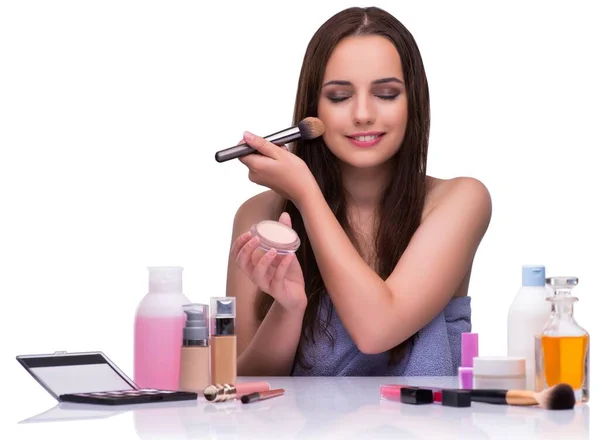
[380,384,442,403]
[379,384,471,407]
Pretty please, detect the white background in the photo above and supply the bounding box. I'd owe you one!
[1,0,598,438]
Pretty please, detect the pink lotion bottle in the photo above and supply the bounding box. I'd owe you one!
[134,266,190,390]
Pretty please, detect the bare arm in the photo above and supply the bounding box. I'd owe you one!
[226,192,305,376]
[296,177,492,354]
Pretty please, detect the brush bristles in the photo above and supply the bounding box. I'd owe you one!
[298,117,325,139]
[536,383,576,410]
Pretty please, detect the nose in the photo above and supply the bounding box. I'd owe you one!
[352,92,375,126]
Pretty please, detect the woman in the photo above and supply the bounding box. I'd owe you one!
[225,6,492,377]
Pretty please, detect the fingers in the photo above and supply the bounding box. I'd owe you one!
[230,231,252,260]
[278,211,292,227]
[251,248,277,291]
[271,253,295,291]
[234,235,261,274]
[243,131,281,160]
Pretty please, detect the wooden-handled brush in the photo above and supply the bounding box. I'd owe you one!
[215,117,325,162]
[470,383,576,410]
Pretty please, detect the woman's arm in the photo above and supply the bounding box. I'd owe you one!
[235,133,492,356]
[296,177,492,354]
[226,191,305,376]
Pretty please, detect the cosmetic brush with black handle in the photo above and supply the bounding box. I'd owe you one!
[215,117,325,162]
[470,383,576,410]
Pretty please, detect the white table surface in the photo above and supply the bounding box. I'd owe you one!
[11,376,591,439]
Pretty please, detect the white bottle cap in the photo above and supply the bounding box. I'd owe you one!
[148,266,183,294]
[473,356,526,377]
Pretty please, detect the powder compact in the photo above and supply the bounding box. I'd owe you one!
[16,350,198,406]
[250,220,301,254]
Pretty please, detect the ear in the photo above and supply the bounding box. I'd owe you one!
[278,211,292,227]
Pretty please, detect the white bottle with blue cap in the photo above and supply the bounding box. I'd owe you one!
[507,265,553,390]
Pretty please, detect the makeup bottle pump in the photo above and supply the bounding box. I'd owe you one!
[507,265,553,390]
[134,266,190,390]
[210,297,237,384]
[178,303,211,392]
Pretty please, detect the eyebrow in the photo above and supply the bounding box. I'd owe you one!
[322,77,404,87]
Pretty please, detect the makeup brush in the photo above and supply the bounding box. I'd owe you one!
[215,117,325,162]
[470,383,576,410]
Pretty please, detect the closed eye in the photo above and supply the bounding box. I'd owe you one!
[327,93,400,104]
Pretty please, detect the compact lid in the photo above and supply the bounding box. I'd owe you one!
[472,356,526,377]
[16,351,137,400]
[250,220,300,251]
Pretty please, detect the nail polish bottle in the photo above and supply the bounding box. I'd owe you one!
[210,297,237,384]
[178,303,210,393]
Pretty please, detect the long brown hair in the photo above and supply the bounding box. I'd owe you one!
[255,6,430,370]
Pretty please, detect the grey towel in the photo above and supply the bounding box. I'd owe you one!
[292,296,471,376]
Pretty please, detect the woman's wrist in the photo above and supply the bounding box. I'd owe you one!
[274,293,307,316]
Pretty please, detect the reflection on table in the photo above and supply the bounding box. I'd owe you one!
[19,376,591,439]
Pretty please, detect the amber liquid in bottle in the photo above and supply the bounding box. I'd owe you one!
[535,280,589,402]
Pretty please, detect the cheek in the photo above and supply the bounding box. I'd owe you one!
[318,101,346,144]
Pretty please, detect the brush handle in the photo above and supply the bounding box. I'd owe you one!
[215,144,256,162]
[470,389,537,406]
[215,126,302,162]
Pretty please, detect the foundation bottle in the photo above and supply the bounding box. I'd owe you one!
[178,303,210,393]
[535,276,589,402]
[210,297,237,384]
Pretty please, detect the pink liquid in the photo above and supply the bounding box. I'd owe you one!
[134,314,185,390]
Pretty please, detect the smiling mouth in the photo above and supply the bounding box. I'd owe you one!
[346,133,385,147]
[349,134,381,142]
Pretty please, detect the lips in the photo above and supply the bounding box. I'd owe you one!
[346,132,385,148]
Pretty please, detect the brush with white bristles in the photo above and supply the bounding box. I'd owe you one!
[470,383,576,410]
[215,117,325,162]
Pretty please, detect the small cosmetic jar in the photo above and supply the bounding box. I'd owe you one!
[472,356,526,390]
[249,220,301,254]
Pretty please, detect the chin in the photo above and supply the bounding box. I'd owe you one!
[333,150,398,170]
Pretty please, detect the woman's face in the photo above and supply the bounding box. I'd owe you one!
[317,35,408,169]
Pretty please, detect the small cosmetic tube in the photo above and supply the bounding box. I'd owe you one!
[178,303,210,393]
[250,220,301,254]
[241,388,284,404]
[472,356,526,390]
[210,297,237,385]
[458,332,478,389]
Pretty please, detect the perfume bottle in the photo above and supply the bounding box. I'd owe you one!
[535,276,589,402]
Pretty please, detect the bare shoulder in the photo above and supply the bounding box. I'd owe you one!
[424,176,492,232]
[233,190,285,230]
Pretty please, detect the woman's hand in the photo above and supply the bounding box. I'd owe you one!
[230,211,307,312]
[237,131,319,206]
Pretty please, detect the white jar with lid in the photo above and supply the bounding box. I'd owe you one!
[473,356,526,390]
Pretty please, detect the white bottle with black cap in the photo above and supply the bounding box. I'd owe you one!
[178,303,210,392]
[507,265,553,390]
